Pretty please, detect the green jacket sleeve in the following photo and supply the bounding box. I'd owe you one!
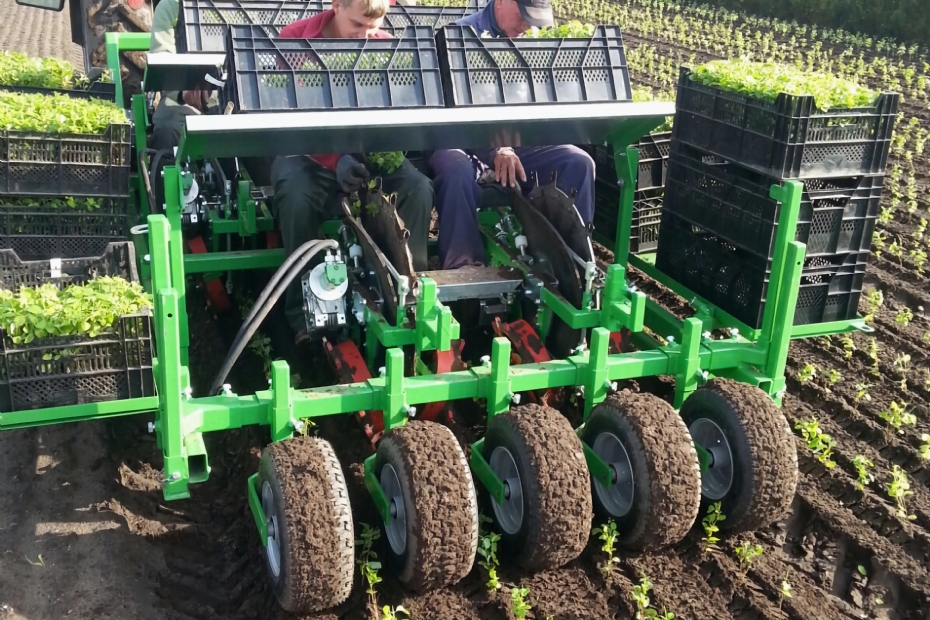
[150,0,179,55]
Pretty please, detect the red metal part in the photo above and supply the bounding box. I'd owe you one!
[420,339,466,423]
[265,231,281,249]
[491,318,555,405]
[187,236,231,313]
[324,339,383,442]
[609,328,635,354]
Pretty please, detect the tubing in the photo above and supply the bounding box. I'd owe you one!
[209,239,339,395]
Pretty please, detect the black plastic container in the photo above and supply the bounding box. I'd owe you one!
[436,25,632,106]
[0,123,132,197]
[0,197,129,261]
[223,25,444,112]
[672,67,899,179]
[0,242,155,412]
[178,0,487,52]
[662,142,883,261]
[655,211,867,329]
[593,184,663,255]
[592,132,671,192]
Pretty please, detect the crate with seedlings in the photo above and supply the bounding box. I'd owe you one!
[672,60,899,179]
[0,50,115,101]
[0,242,154,412]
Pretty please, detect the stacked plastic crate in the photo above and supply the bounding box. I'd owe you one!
[0,78,153,412]
[655,67,899,329]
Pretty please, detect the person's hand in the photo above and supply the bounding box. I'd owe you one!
[336,154,370,194]
[182,90,210,111]
[493,147,526,188]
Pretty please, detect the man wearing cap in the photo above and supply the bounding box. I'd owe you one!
[428,0,596,270]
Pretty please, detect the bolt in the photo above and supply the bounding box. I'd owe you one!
[510,393,521,405]
[379,366,386,376]
[481,355,491,366]
[702,331,712,340]
[731,328,740,338]
[147,422,155,433]
[222,383,233,396]
[667,336,675,344]
[292,419,306,434]
[407,406,417,418]
[605,380,618,392]
[143,254,151,263]
[182,387,193,399]
[169,472,180,481]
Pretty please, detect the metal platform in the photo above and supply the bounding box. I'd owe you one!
[179,101,676,159]
[143,52,226,92]
[419,266,524,302]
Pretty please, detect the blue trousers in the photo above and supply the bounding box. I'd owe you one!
[429,146,595,269]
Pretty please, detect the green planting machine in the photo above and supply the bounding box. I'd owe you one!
[4,0,888,614]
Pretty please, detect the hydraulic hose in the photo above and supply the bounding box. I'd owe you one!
[209,238,339,396]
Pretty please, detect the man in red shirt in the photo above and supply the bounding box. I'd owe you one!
[270,0,434,342]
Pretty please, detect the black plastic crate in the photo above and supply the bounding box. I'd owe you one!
[592,132,671,192]
[655,211,867,329]
[663,142,883,261]
[0,242,154,412]
[178,0,487,52]
[0,123,132,197]
[436,25,632,106]
[223,25,444,112]
[592,183,663,254]
[0,81,116,101]
[672,67,899,179]
[0,197,129,261]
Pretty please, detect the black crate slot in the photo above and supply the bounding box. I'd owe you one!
[655,212,867,329]
[0,123,132,197]
[179,0,487,52]
[0,197,129,261]
[662,143,882,261]
[592,132,671,192]
[437,25,632,106]
[0,242,154,412]
[672,67,899,179]
[224,25,444,111]
[593,184,664,255]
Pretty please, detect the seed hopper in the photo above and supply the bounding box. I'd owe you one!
[1,6,878,615]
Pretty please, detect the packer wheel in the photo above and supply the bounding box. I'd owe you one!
[483,404,592,570]
[680,378,799,533]
[374,421,479,591]
[258,436,354,614]
[582,391,701,550]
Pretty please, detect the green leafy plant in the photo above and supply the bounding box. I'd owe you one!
[795,417,836,468]
[476,515,501,591]
[798,363,818,383]
[733,540,763,574]
[0,50,76,89]
[356,523,383,610]
[827,368,842,386]
[886,465,915,520]
[840,334,855,359]
[1,196,104,212]
[526,20,595,38]
[0,278,151,344]
[690,59,877,110]
[779,572,792,610]
[592,519,620,577]
[381,606,409,620]
[701,501,726,552]
[366,152,405,175]
[852,455,875,490]
[879,400,915,434]
[920,434,930,461]
[854,383,872,408]
[865,289,884,322]
[0,91,126,134]
[631,575,654,619]
[511,586,532,620]
[896,307,914,328]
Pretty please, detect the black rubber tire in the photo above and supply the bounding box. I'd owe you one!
[582,391,701,550]
[258,436,354,614]
[679,378,799,533]
[374,421,479,591]
[483,404,592,570]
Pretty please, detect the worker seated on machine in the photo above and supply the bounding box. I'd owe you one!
[272,0,434,345]
[429,0,596,270]
[148,0,217,151]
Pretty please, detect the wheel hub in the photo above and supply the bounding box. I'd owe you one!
[592,431,635,517]
[689,417,734,500]
[380,464,407,556]
[261,481,282,579]
[489,446,524,535]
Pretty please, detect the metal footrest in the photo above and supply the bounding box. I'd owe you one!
[419,266,523,302]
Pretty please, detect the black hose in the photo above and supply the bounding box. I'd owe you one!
[209,239,339,395]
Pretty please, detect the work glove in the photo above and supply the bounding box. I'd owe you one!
[336,154,370,194]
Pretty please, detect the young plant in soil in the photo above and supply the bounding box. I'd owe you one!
[867,338,881,376]
[733,541,763,575]
[841,334,856,359]
[356,523,383,612]
[779,572,792,610]
[886,465,915,520]
[920,435,930,461]
[511,586,532,620]
[879,400,916,434]
[380,606,409,620]
[854,383,872,408]
[477,515,501,591]
[798,363,818,383]
[795,417,837,468]
[592,519,620,578]
[631,575,654,619]
[827,368,842,387]
[864,289,884,323]
[701,502,725,553]
[852,455,875,490]
[910,247,928,276]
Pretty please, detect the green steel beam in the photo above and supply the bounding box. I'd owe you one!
[247,473,268,546]
[790,318,871,338]
[208,218,276,235]
[0,397,158,429]
[364,453,392,524]
[611,146,638,268]
[470,439,506,505]
[104,32,151,108]
[184,249,286,273]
